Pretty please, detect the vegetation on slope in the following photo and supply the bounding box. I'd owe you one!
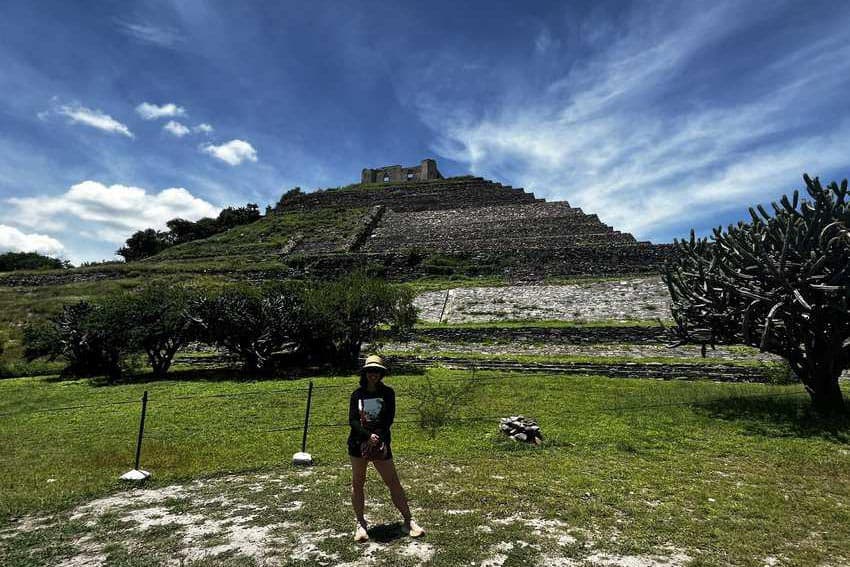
[0,252,70,272]
[146,206,367,264]
[117,204,262,261]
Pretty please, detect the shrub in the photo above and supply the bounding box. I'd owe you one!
[0,252,70,272]
[409,370,483,438]
[119,283,197,378]
[189,284,299,374]
[24,301,133,381]
[294,272,415,367]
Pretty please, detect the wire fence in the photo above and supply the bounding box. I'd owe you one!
[0,369,816,473]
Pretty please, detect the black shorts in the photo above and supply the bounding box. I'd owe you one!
[347,438,393,460]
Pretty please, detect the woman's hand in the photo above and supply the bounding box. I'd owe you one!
[369,433,380,444]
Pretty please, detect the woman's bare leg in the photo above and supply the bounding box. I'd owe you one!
[372,458,412,521]
[350,456,368,526]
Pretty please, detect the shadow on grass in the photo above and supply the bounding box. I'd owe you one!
[366,521,406,543]
[694,393,850,443]
[85,366,349,386]
[71,363,426,387]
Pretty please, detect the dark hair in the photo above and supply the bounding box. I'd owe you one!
[359,368,386,388]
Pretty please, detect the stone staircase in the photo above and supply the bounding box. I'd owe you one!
[361,201,640,254]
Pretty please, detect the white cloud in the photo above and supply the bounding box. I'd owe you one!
[163,120,190,137]
[6,181,220,244]
[534,28,559,55]
[414,6,850,241]
[202,139,258,166]
[57,104,134,138]
[0,225,64,256]
[118,22,184,48]
[194,123,214,134]
[136,102,186,120]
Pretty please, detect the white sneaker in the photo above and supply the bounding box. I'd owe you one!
[402,519,424,537]
[354,523,369,542]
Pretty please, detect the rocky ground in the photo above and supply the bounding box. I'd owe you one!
[414,277,670,323]
[381,340,783,364]
[0,465,695,567]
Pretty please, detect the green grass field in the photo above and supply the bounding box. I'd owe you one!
[2,370,849,566]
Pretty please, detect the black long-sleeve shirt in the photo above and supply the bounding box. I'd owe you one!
[348,384,395,445]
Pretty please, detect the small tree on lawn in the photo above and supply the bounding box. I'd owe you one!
[663,174,850,412]
[297,272,416,367]
[24,300,133,381]
[120,282,196,378]
[189,285,297,374]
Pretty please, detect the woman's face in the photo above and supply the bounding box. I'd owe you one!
[366,370,383,386]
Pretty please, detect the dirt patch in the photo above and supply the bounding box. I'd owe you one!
[3,468,696,567]
[579,551,692,566]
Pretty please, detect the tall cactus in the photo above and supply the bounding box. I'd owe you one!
[662,175,850,412]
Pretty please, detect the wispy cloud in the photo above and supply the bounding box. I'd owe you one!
[413,4,850,241]
[202,139,258,166]
[193,123,214,134]
[163,120,190,137]
[534,28,559,55]
[0,225,64,256]
[5,181,220,243]
[55,104,134,138]
[136,102,186,120]
[118,21,184,48]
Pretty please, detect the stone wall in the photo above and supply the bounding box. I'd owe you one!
[384,325,669,344]
[270,245,668,281]
[362,202,639,254]
[379,355,778,383]
[0,271,125,287]
[273,176,539,213]
[360,159,443,184]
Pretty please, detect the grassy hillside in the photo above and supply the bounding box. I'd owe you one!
[147,206,367,266]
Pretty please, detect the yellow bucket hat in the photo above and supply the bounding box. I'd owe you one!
[361,354,387,373]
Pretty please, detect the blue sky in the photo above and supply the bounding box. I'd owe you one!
[1,0,849,263]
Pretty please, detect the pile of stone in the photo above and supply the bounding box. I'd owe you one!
[499,415,542,444]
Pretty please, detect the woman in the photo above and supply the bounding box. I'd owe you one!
[348,354,424,542]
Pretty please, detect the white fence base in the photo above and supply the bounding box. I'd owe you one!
[292,452,313,466]
[120,469,151,481]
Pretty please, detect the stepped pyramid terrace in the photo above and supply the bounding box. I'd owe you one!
[262,159,671,279]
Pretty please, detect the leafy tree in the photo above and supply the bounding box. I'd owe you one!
[663,175,850,412]
[217,204,260,229]
[0,252,70,272]
[24,301,133,381]
[189,284,298,373]
[296,272,416,367]
[117,229,170,261]
[164,218,201,244]
[119,283,196,378]
[192,217,224,240]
